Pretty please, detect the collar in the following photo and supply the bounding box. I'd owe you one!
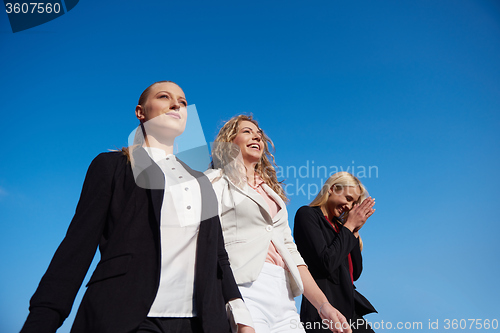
[143,146,175,163]
[247,173,265,189]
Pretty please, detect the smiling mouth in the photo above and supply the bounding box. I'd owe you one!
[248,144,260,150]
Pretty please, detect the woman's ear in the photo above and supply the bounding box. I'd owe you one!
[328,185,335,194]
[136,105,146,121]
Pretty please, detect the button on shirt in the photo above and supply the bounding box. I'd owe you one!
[146,147,202,317]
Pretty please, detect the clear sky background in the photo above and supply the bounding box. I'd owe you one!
[1,0,499,332]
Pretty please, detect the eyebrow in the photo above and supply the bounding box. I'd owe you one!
[241,127,262,133]
[155,91,187,102]
[240,126,262,135]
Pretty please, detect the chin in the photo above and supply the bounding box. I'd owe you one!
[243,150,261,160]
[243,156,261,165]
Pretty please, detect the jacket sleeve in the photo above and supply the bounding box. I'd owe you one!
[21,153,118,333]
[350,238,363,281]
[216,214,242,303]
[294,206,359,278]
[283,219,307,266]
[216,214,255,330]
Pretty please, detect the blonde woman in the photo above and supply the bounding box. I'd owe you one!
[206,115,351,333]
[21,82,253,333]
[294,172,377,333]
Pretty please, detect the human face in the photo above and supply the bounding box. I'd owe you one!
[136,82,188,139]
[232,120,263,165]
[326,185,361,218]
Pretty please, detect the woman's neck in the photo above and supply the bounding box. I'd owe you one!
[320,205,334,222]
[244,161,258,187]
[143,135,174,156]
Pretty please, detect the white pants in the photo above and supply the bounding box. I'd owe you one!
[239,263,306,333]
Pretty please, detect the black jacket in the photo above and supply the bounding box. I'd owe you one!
[294,206,376,331]
[21,149,241,333]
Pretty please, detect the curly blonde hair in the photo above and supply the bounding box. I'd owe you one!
[210,115,288,202]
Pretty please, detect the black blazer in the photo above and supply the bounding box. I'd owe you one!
[294,206,376,331]
[21,149,241,333]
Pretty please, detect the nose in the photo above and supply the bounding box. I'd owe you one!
[253,133,261,141]
[170,99,181,111]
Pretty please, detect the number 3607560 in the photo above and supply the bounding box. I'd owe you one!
[5,3,62,14]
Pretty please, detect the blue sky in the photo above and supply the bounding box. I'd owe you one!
[1,0,499,332]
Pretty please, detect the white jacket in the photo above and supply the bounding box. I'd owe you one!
[205,169,305,297]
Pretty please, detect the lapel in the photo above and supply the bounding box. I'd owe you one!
[224,175,284,222]
[261,183,286,222]
[314,206,341,237]
[130,147,164,225]
[131,146,219,227]
[177,158,218,222]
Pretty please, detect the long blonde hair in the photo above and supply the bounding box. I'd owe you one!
[310,171,368,250]
[210,115,288,202]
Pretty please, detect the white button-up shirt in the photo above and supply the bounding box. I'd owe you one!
[146,147,202,317]
[145,149,254,330]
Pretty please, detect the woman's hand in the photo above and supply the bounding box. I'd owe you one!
[344,197,375,233]
[237,324,255,333]
[299,266,352,333]
[319,302,352,333]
